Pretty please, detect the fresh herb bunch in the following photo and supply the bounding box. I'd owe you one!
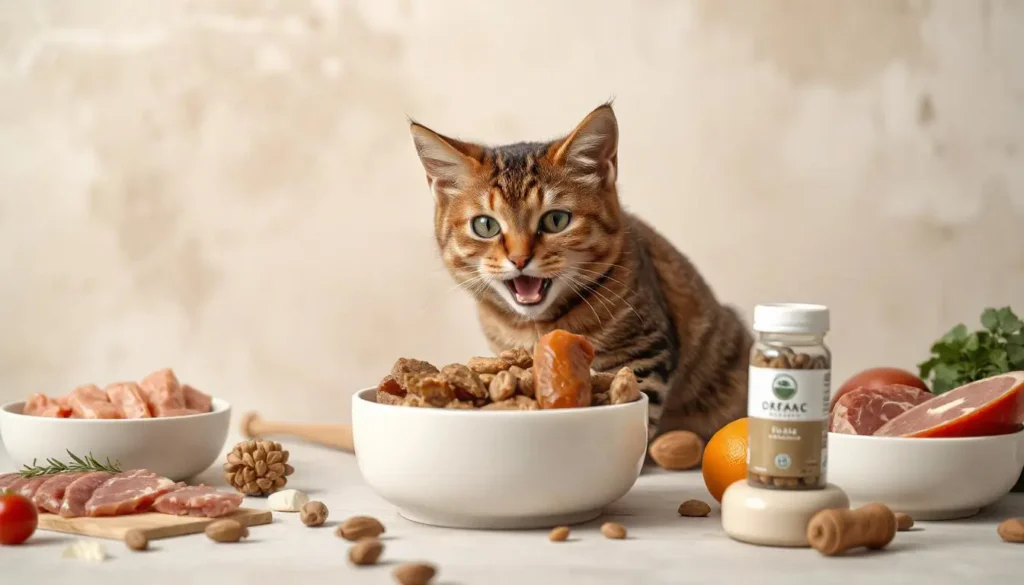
[18,450,123,478]
[918,306,1024,394]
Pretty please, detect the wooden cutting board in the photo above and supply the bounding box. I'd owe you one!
[37,507,273,541]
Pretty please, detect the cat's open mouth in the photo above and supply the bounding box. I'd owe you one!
[504,276,552,305]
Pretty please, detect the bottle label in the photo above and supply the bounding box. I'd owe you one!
[747,366,830,479]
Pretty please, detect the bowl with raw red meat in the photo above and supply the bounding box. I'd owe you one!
[352,330,650,530]
[827,371,1024,520]
[0,368,231,482]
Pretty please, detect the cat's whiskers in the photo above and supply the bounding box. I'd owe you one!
[578,261,633,274]
[572,265,634,291]
[561,274,616,320]
[571,270,646,326]
[557,275,602,326]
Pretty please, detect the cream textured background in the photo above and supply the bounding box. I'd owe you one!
[1,0,1022,426]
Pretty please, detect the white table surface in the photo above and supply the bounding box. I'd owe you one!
[4,431,1022,585]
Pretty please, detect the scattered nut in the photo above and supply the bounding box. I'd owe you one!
[348,537,384,565]
[648,430,704,470]
[336,515,386,541]
[393,562,438,585]
[300,500,329,527]
[548,526,570,542]
[997,518,1024,543]
[600,521,627,539]
[205,519,249,543]
[124,529,149,551]
[488,370,517,402]
[894,512,914,531]
[677,499,711,517]
[267,488,309,512]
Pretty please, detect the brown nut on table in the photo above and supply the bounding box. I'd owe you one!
[124,529,148,551]
[600,522,627,539]
[894,512,914,531]
[300,501,329,527]
[393,562,438,585]
[205,519,249,543]
[548,526,570,542]
[997,518,1024,543]
[348,537,384,565]
[649,430,704,470]
[677,499,711,517]
[336,515,386,541]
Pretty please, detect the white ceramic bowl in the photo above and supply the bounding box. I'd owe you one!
[352,388,649,529]
[0,398,231,481]
[827,428,1024,520]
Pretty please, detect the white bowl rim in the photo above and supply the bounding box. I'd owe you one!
[0,397,231,423]
[353,386,648,417]
[828,426,1024,444]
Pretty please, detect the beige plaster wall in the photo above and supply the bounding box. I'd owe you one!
[1,0,1022,426]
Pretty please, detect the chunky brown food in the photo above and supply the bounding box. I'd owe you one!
[533,330,596,409]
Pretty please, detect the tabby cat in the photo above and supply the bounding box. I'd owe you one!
[408,104,753,441]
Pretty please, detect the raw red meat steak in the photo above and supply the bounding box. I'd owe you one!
[33,472,88,513]
[830,384,934,435]
[874,371,1024,438]
[152,485,243,518]
[105,382,152,418]
[0,472,21,490]
[84,469,180,517]
[60,471,114,517]
[7,476,52,499]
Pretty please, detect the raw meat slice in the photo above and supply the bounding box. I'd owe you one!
[152,485,243,518]
[84,469,180,517]
[60,472,114,517]
[67,384,122,419]
[24,393,72,417]
[830,384,934,435]
[182,384,213,413]
[33,472,88,513]
[105,382,152,418]
[0,473,21,490]
[8,476,51,499]
[874,371,1024,438]
[139,369,189,417]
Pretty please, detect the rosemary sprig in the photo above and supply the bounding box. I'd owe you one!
[18,449,123,478]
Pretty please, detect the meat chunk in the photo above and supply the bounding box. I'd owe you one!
[6,476,51,499]
[24,393,72,417]
[59,472,114,517]
[532,329,596,409]
[33,472,88,513]
[139,369,191,417]
[152,485,243,518]
[830,384,934,435]
[874,372,1024,438]
[84,469,180,517]
[105,382,152,418]
[67,384,122,419]
[182,384,213,413]
[0,473,22,490]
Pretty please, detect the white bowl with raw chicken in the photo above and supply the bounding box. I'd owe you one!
[0,369,231,481]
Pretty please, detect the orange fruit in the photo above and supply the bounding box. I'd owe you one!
[701,417,748,502]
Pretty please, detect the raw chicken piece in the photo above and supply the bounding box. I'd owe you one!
[84,469,180,517]
[33,472,88,513]
[139,369,189,417]
[60,472,114,517]
[24,393,72,417]
[67,385,122,419]
[182,384,213,413]
[7,476,51,499]
[105,382,152,418]
[152,485,243,517]
[0,473,21,490]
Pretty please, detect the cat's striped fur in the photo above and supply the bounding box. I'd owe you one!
[409,104,752,441]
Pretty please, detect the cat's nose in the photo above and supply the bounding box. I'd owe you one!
[509,255,532,270]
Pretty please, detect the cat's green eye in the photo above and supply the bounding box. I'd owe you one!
[471,215,501,238]
[540,210,571,234]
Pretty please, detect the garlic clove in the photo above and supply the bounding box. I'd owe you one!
[266,488,309,512]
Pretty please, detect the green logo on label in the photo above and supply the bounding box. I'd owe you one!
[772,374,797,400]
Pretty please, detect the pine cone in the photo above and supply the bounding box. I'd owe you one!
[223,439,295,496]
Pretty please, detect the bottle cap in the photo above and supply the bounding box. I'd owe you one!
[753,303,830,334]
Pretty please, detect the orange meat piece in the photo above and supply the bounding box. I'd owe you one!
[67,384,123,419]
[532,330,596,409]
[24,393,72,417]
[105,382,152,418]
[139,368,190,416]
[182,384,213,413]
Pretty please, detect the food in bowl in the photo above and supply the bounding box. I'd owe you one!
[19,368,212,419]
[376,329,641,411]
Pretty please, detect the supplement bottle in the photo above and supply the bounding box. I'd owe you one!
[746,303,831,490]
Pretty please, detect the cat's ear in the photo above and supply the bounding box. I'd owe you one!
[548,104,618,189]
[409,122,484,197]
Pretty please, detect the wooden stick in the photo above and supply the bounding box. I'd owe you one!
[239,411,354,453]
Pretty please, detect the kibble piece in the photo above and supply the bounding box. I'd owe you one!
[124,529,148,551]
[205,519,249,543]
[467,356,511,375]
[499,347,533,369]
[548,526,570,542]
[406,373,455,407]
[591,371,615,393]
[390,357,439,389]
[336,515,386,541]
[996,518,1024,543]
[489,370,517,402]
[440,363,488,403]
[894,512,914,531]
[349,537,384,566]
[393,562,438,585]
[376,375,405,405]
[300,500,329,527]
[677,499,711,517]
[609,367,640,404]
[591,391,611,406]
[600,521,627,539]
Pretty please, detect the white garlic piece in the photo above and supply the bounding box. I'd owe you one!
[62,540,107,562]
[266,488,309,512]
